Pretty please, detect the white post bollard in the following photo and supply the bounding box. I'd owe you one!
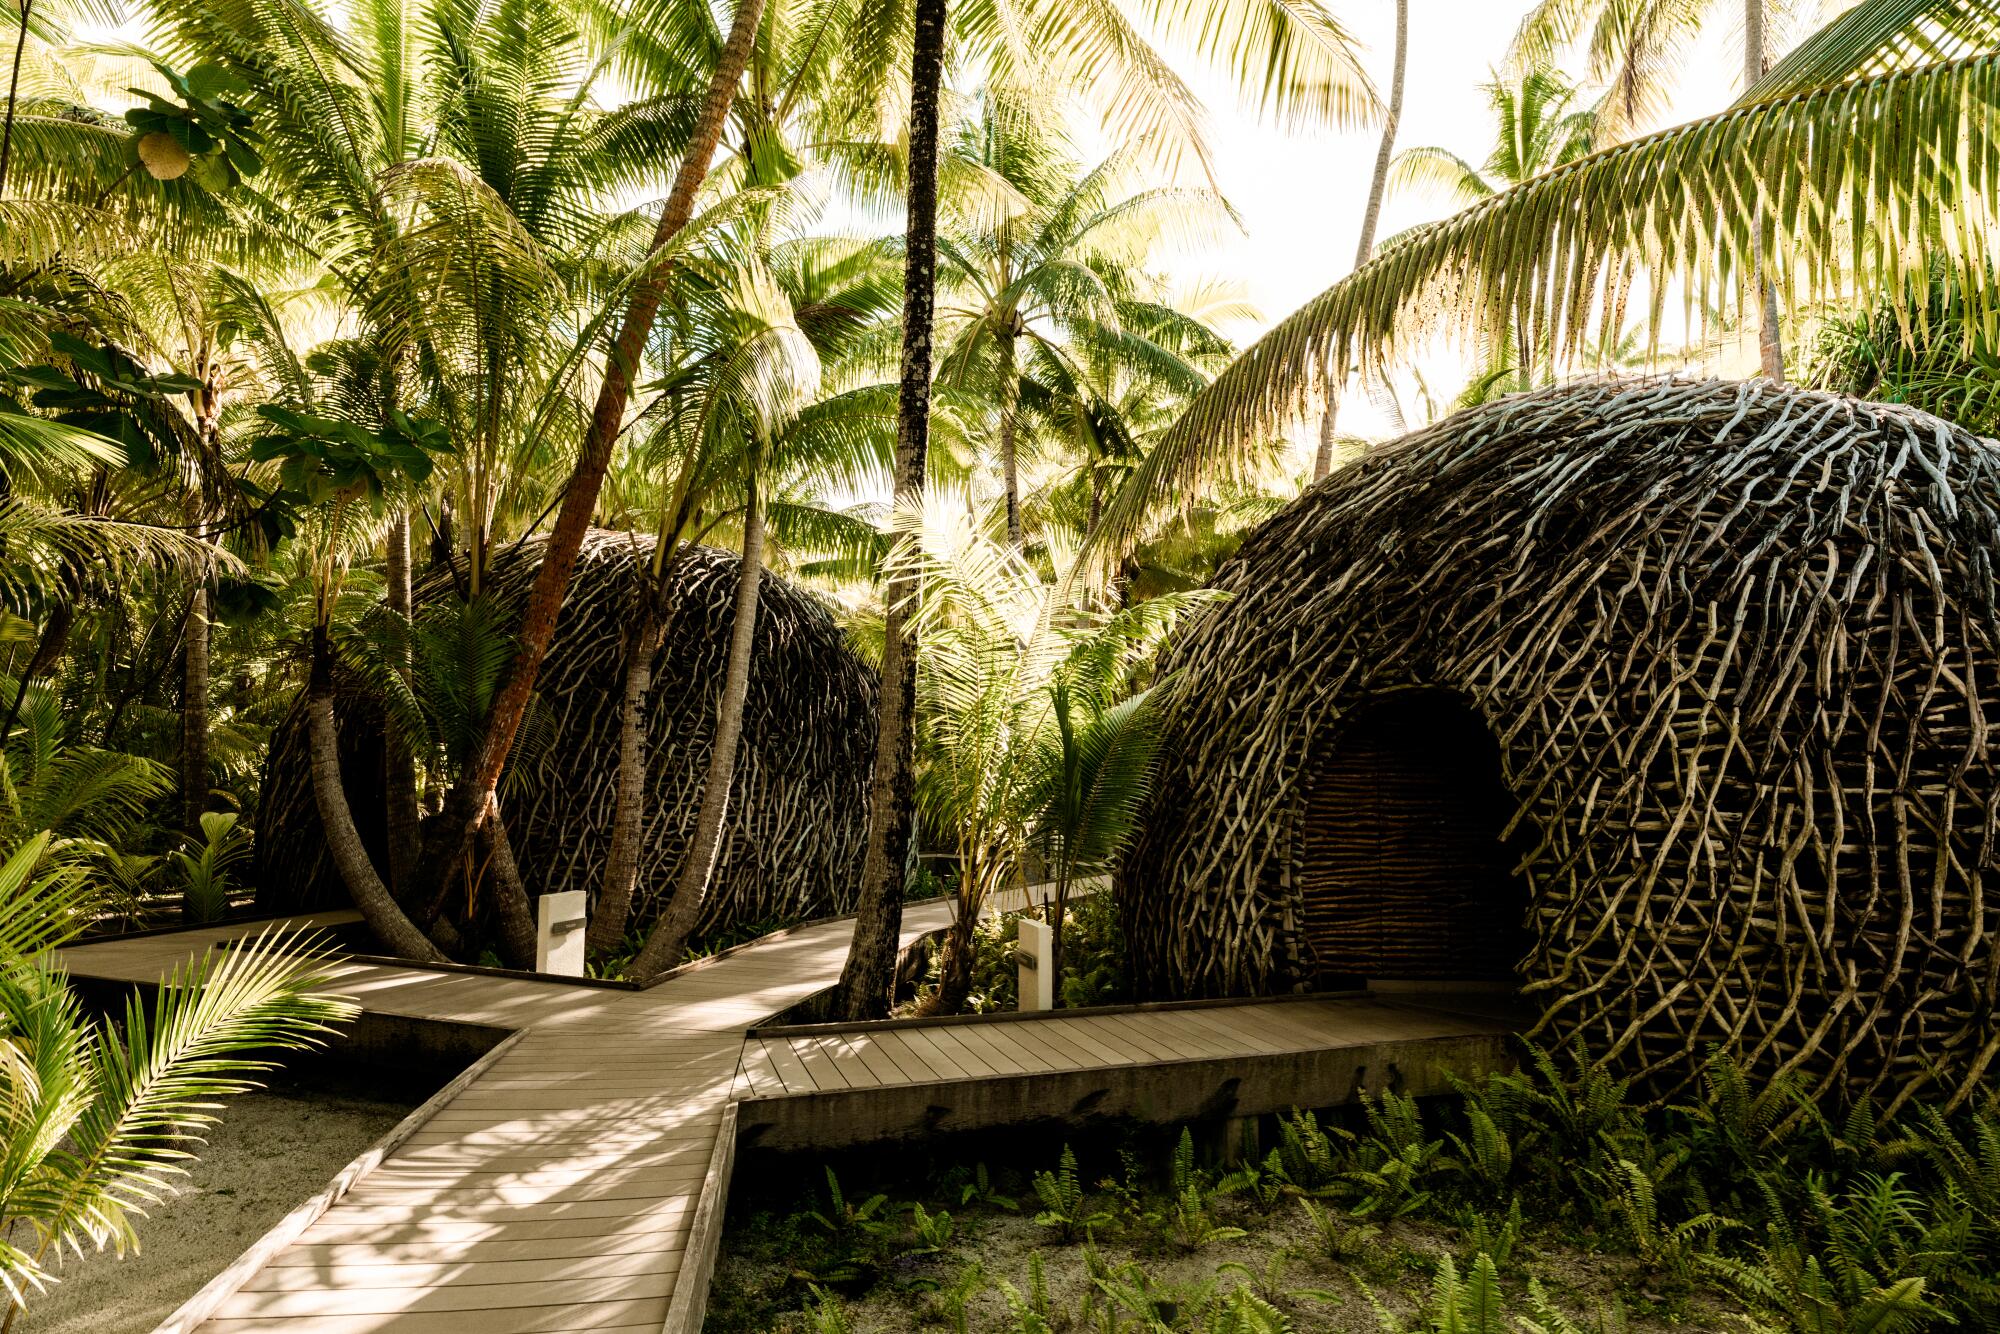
[536,889,589,976]
[1016,916,1054,1011]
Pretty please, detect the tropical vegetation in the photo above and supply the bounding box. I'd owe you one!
[11,0,2000,1316]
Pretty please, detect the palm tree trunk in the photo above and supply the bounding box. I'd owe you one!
[179,578,209,834]
[0,599,70,744]
[837,0,948,1020]
[478,809,537,968]
[924,907,979,1016]
[307,630,445,963]
[412,0,772,919]
[1313,0,1405,481]
[1049,867,1071,1008]
[383,511,423,896]
[628,480,767,979]
[587,593,665,956]
[0,0,33,201]
[1745,0,1785,381]
[999,325,1021,547]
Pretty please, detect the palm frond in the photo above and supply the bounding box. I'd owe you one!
[1098,50,2000,558]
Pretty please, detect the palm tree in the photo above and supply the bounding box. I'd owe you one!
[836,0,951,1020]
[893,489,1207,1014]
[1021,666,1164,997]
[619,238,899,979]
[1507,0,1793,374]
[932,94,1235,549]
[448,0,1382,981]
[1387,66,1596,384]
[251,401,451,962]
[1315,0,1407,481]
[588,233,901,959]
[1097,0,2000,560]
[0,834,353,1324]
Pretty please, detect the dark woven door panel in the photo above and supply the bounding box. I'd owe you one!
[1298,693,1527,982]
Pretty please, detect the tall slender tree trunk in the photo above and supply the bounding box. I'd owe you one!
[837,0,947,1020]
[998,324,1021,547]
[411,0,772,919]
[1745,0,1785,381]
[588,593,665,955]
[0,0,34,200]
[383,511,423,895]
[179,578,209,834]
[1314,0,1406,480]
[629,480,767,979]
[307,628,445,962]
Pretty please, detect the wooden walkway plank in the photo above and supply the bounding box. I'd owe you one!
[54,886,1508,1334]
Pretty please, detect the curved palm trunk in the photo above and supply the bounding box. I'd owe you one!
[0,599,72,744]
[629,482,766,979]
[837,0,948,1020]
[307,637,445,963]
[413,0,773,917]
[383,511,423,896]
[587,596,665,956]
[478,809,537,968]
[1313,0,1406,480]
[998,325,1021,547]
[179,579,209,835]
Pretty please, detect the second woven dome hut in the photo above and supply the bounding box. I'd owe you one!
[256,529,878,943]
[1119,377,2000,1109]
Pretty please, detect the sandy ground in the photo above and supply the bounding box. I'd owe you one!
[20,1083,415,1334]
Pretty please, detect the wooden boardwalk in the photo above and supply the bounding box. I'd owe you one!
[59,896,1514,1332]
[733,993,1516,1152]
[60,903,955,1333]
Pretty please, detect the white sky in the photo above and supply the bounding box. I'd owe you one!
[1161,0,1794,444]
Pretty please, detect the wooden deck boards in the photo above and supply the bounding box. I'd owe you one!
[748,996,1514,1099]
[59,885,1512,1333]
[58,901,955,1332]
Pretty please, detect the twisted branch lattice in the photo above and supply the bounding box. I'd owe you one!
[1120,378,2000,1110]
[257,530,878,941]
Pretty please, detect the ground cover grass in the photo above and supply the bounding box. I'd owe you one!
[711,1043,1999,1332]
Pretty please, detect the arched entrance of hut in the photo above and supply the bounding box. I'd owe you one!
[1297,691,1529,988]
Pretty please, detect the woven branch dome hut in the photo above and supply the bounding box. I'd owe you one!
[256,529,878,943]
[1119,377,2000,1109]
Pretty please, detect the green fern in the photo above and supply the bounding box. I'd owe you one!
[1274,1107,1342,1195]
[1033,1143,1111,1242]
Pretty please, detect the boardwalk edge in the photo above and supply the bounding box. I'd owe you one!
[661,1100,739,1334]
[149,1026,527,1334]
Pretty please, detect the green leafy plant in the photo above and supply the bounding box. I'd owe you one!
[1606,1156,1728,1284]
[1033,1143,1112,1242]
[1456,1195,1525,1272]
[953,1160,1019,1212]
[1703,1172,1952,1334]
[1361,1252,1509,1334]
[1338,1090,1444,1220]
[170,810,250,924]
[1300,1196,1380,1263]
[1032,1144,1112,1248]
[1091,1255,1218,1331]
[997,1253,1059,1333]
[794,1167,896,1284]
[0,835,355,1313]
[1161,1128,1247,1251]
[1273,1107,1343,1196]
[922,1259,986,1334]
[904,1201,955,1256]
